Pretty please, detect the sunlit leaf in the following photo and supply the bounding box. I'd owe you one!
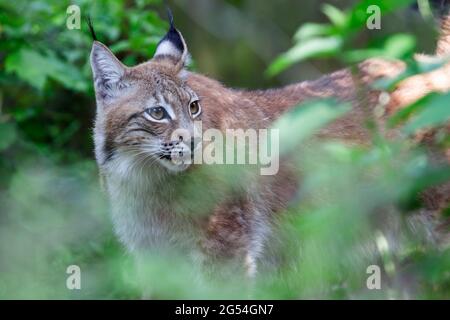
[383,34,416,59]
[344,34,415,63]
[388,94,430,127]
[267,36,343,76]
[322,4,348,28]
[293,23,334,42]
[403,92,450,133]
[273,99,350,155]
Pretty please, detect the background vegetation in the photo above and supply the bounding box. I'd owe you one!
[0,0,449,299]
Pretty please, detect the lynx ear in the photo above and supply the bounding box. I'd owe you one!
[90,41,127,101]
[153,13,188,69]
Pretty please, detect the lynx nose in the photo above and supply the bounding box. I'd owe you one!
[170,142,191,165]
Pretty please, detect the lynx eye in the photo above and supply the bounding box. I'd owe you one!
[146,106,167,121]
[189,101,201,117]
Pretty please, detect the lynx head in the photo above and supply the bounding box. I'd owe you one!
[90,18,201,175]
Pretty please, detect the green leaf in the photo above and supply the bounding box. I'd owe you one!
[372,57,448,92]
[0,122,17,151]
[273,99,351,155]
[267,36,343,76]
[5,49,48,90]
[322,4,348,28]
[402,166,450,207]
[403,92,450,134]
[109,40,131,53]
[344,34,415,63]
[343,48,385,63]
[267,0,416,76]
[383,34,416,59]
[5,48,88,92]
[293,23,334,42]
[388,94,430,128]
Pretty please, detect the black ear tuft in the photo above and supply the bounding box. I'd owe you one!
[167,6,175,29]
[153,8,188,67]
[86,15,98,41]
[157,8,184,53]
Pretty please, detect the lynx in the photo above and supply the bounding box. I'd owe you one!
[90,12,450,277]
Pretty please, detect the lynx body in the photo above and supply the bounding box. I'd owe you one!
[90,15,450,276]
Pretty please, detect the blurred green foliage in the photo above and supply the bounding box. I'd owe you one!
[0,0,167,159]
[267,0,418,75]
[0,0,168,299]
[0,0,449,299]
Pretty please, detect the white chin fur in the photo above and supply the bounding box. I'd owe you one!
[157,158,191,173]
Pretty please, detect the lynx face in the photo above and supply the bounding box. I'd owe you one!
[91,23,200,174]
